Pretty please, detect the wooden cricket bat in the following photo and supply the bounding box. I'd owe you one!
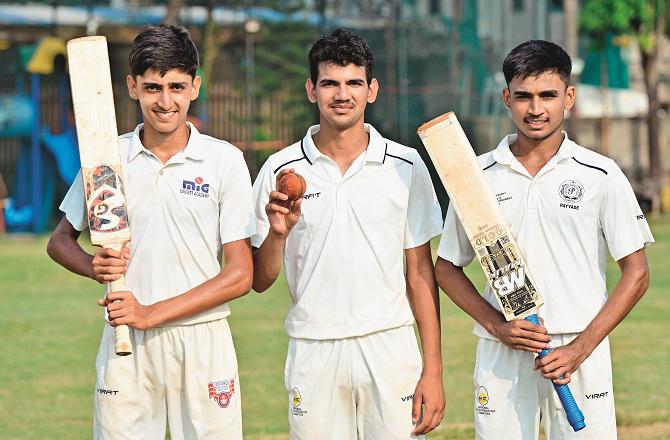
[67,36,132,356]
[418,112,585,431]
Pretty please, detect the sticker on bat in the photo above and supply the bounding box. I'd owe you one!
[83,165,129,233]
[474,227,541,318]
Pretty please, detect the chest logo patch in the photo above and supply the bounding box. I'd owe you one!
[558,180,584,203]
[181,176,210,198]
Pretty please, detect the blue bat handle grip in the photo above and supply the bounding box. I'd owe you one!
[525,314,586,432]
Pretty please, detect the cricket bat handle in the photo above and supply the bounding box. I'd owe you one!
[525,314,585,431]
[106,243,133,356]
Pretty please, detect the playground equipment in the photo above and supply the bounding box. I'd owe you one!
[0,36,79,232]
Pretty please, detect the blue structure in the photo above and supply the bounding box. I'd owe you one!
[0,37,77,233]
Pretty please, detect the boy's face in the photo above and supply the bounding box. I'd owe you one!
[126,68,201,136]
[502,70,575,143]
[306,62,378,131]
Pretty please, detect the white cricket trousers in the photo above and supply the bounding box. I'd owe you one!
[285,325,425,440]
[93,319,242,440]
[474,334,616,440]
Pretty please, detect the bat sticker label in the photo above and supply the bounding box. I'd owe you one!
[83,165,129,234]
[474,225,540,319]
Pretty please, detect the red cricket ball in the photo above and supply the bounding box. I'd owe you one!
[277,172,307,201]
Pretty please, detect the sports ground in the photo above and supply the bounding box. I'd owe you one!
[0,214,668,439]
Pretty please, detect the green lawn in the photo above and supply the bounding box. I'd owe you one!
[0,215,668,439]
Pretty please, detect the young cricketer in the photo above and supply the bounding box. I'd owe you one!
[435,40,653,439]
[47,24,254,439]
[252,28,446,439]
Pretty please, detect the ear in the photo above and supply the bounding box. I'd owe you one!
[126,75,139,100]
[501,87,511,109]
[191,75,202,101]
[564,85,576,111]
[367,78,379,104]
[305,78,317,103]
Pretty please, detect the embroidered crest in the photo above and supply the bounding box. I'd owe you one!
[559,180,584,203]
[208,379,235,408]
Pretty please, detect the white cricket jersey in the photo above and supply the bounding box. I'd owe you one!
[438,133,654,336]
[60,123,255,326]
[252,124,443,340]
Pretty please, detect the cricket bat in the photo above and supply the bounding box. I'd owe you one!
[67,36,132,356]
[418,112,585,431]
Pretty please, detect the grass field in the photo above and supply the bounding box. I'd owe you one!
[0,215,668,439]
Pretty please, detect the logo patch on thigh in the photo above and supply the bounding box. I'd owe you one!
[208,379,235,408]
[290,387,308,416]
[475,386,496,415]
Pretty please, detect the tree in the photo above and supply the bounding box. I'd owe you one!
[581,0,669,213]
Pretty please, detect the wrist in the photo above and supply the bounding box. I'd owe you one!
[569,335,593,363]
[268,229,289,240]
[422,360,443,378]
[486,316,504,340]
[143,303,160,329]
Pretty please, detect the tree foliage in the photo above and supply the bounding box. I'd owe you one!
[581,0,668,52]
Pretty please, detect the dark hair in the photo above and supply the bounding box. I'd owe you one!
[308,28,374,84]
[502,40,571,86]
[129,24,199,78]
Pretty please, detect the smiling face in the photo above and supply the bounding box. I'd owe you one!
[305,62,378,131]
[502,70,575,144]
[126,68,200,138]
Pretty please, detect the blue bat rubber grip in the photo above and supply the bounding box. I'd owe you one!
[525,314,586,432]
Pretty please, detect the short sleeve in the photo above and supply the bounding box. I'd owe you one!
[600,165,654,261]
[403,153,443,248]
[59,170,88,231]
[218,152,256,245]
[436,201,476,267]
[251,158,274,248]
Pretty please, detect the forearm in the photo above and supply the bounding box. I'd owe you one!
[572,249,649,358]
[435,258,505,337]
[405,244,442,375]
[145,262,252,327]
[252,232,286,292]
[47,224,95,280]
[409,287,442,375]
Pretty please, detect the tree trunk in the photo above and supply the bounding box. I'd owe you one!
[642,50,661,180]
[563,0,579,142]
[164,0,182,25]
[639,1,666,214]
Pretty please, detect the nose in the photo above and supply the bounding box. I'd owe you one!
[528,96,543,115]
[158,89,173,109]
[335,84,350,100]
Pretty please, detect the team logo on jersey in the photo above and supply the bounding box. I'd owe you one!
[559,180,584,203]
[181,176,210,198]
[290,387,308,416]
[208,379,235,408]
[475,386,496,415]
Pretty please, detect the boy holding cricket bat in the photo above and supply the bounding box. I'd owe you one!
[47,24,254,439]
[435,40,653,439]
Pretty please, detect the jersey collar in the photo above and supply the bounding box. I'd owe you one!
[302,123,387,165]
[127,122,205,163]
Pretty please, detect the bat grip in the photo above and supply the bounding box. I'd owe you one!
[525,314,585,432]
[106,244,132,356]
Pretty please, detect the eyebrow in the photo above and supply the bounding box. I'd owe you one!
[142,82,188,88]
[318,78,366,86]
[512,89,559,97]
